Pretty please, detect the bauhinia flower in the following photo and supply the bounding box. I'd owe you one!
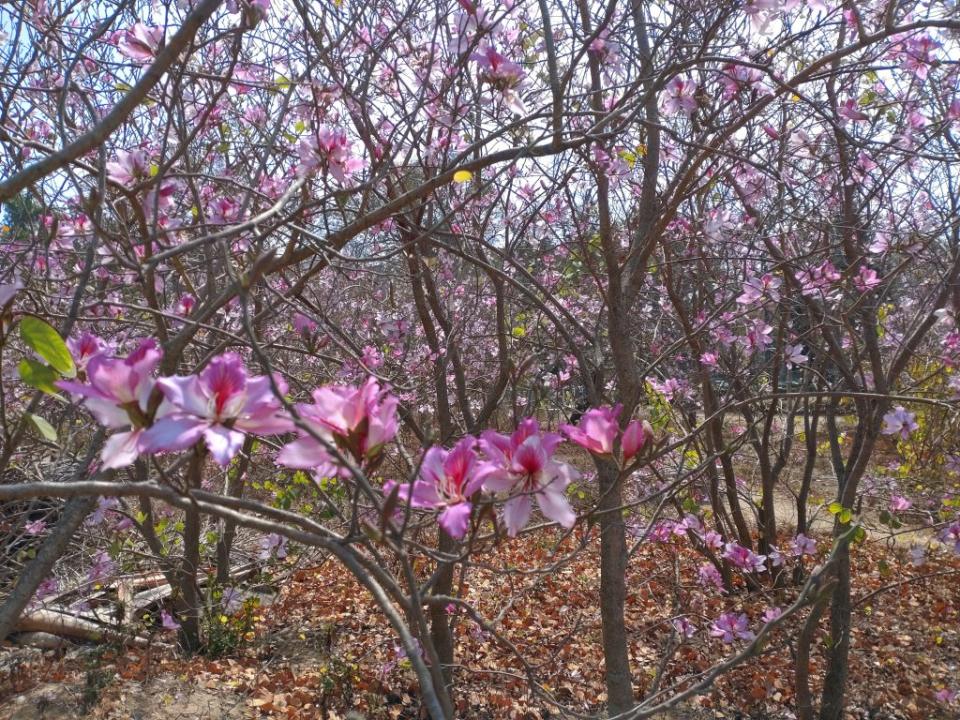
[57,338,162,469]
[790,533,817,556]
[384,437,490,539]
[67,332,111,373]
[562,405,651,462]
[471,45,526,115]
[277,377,398,475]
[106,148,149,186]
[661,75,698,117]
[723,542,767,573]
[297,126,364,183]
[561,404,620,455]
[710,612,754,643]
[479,419,579,536]
[140,352,293,465]
[622,419,652,461]
[881,406,918,440]
[117,23,164,63]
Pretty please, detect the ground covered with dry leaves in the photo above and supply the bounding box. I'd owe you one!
[1,530,958,720]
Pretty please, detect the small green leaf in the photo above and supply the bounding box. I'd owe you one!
[18,358,61,394]
[828,501,843,515]
[838,508,853,524]
[20,316,75,378]
[28,414,58,442]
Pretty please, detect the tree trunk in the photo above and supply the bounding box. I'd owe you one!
[175,447,205,652]
[597,459,633,715]
[428,529,456,690]
[819,535,852,720]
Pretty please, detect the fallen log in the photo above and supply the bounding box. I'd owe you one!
[14,609,148,647]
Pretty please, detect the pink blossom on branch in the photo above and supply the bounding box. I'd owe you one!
[297,126,364,183]
[881,406,918,440]
[471,45,526,115]
[117,23,164,63]
[66,332,111,372]
[480,419,579,537]
[560,404,621,455]
[384,437,490,539]
[57,339,162,469]
[622,419,652,461]
[140,353,293,466]
[277,377,399,475]
[710,612,754,643]
[661,75,698,117]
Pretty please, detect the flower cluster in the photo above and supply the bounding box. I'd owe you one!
[387,419,581,539]
[560,404,652,461]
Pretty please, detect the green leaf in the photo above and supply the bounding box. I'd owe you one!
[20,316,75,378]
[838,508,853,524]
[18,358,61,394]
[28,414,58,441]
[827,501,843,515]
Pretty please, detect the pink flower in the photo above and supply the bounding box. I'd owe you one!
[737,273,781,305]
[698,563,725,591]
[838,98,869,122]
[172,294,196,317]
[702,530,724,551]
[117,23,164,63]
[297,126,364,183]
[561,404,620,455]
[784,343,808,368]
[384,437,489,539]
[790,533,817,556]
[723,542,767,573]
[25,519,46,535]
[854,265,881,292]
[881,406,918,440]
[67,332,110,372]
[673,616,697,638]
[293,312,318,335]
[141,353,293,466]
[761,606,783,624]
[57,339,162,469]
[939,519,960,554]
[471,45,526,114]
[480,419,579,536]
[661,75,698,117]
[622,419,652,461]
[259,532,288,560]
[889,494,912,512]
[277,377,398,474]
[106,148,149,186]
[710,612,754,643]
[160,610,181,631]
[32,577,59,605]
[742,319,774,352]
[935,688,958,705]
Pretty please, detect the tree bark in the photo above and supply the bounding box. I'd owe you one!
[597,459,633,715]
